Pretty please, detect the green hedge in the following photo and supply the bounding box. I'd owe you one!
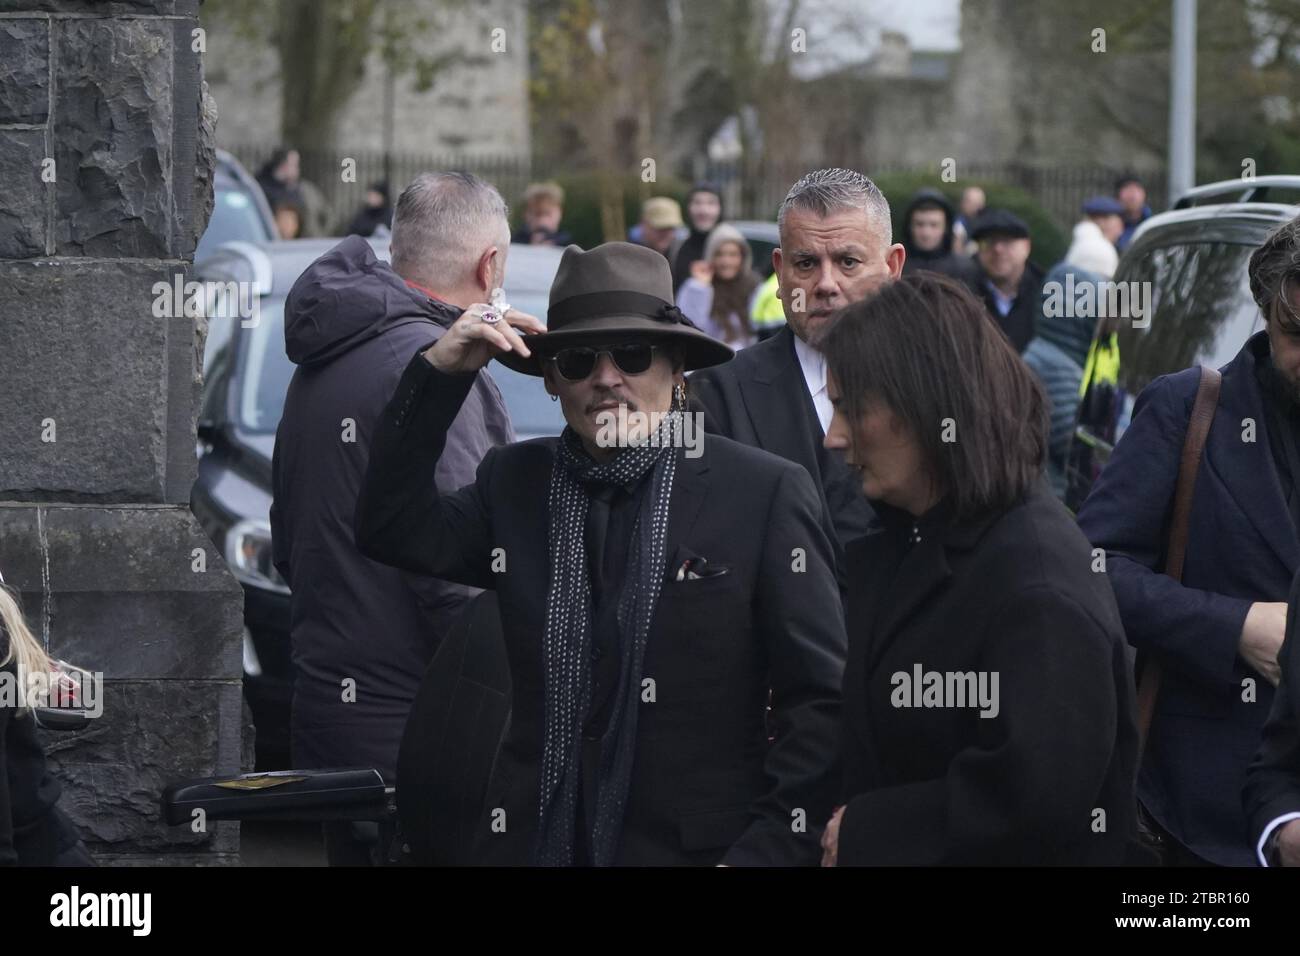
[871,171,1067,271]
[519,170,1068,268]
[512,173,692,250]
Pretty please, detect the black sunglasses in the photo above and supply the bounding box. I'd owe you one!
[547,344,659,381]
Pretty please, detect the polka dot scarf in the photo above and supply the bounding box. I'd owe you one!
[534,409,681,866]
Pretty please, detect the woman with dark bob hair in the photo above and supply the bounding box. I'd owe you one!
[817,272,1140,865]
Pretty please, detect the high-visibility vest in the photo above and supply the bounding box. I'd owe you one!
[1080,331,1120,398]
[750,273,786,330]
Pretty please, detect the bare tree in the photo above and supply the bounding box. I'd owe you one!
[204,0,475,152]
[530,0,674,240]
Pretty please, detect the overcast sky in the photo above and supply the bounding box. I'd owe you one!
[784,0,962,80]
[871,0,961,51]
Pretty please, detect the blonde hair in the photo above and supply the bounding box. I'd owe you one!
[0,583,55,715]
[523,181,564,209]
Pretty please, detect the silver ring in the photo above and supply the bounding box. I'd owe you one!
[480,307,501,324]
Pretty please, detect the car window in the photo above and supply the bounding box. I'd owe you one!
[200,326,232,426]
[1114,239,1263,395]
[1107,240,1262,442]
[227,288,566,439]
[747,240,777,277]
[197,185,274,262]
[1066,236,1266,510]
[203,312,233,377]
[237,299,294,434]
[489,363,567,438]
[493,289,566,438]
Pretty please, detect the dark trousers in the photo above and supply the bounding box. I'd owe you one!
[15,806,95,866]
[322,821,380,866]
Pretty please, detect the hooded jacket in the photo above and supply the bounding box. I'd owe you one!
[671,183,724,292]
[900,190,977,284]
[270,235,514,781]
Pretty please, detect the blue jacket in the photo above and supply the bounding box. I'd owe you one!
[1022,338,1082,499]
[1024,263,1108,499]
[1077,332,1294,865]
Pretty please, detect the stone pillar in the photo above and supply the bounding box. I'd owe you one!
[0,0,244,865]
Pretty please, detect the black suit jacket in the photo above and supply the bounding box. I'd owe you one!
[1245,569,1300,864]
[1078,335,1290,866]
[837,487,1139,865]
[355,350,847,866]
[688,326,874,565]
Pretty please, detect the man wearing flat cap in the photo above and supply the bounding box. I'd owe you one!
[355,241,845,866]
[968,208,1042,352]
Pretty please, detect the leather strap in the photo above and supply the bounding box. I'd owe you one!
[1136,366,1222,761]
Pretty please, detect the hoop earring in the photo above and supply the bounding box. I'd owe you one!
[550,394,558,402]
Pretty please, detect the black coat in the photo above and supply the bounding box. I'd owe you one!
[1077,334,1292,866]
[354,353,847,866]
[689,325,874,566]
[969,259,1044,353]
[271,236,514,781]
[1,659,61,866]
[1245,569,1300,864]
[837,487,1139,865]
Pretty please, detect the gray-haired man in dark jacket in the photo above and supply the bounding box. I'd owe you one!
[270,172,515,863]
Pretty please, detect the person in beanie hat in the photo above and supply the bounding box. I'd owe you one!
[356,241,846,866]
[675,223,761,350]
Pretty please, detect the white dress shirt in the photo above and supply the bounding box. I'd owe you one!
[793,333,832,435]
[1257,811,1300,866]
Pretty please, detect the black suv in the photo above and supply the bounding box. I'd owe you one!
[1066,176,1300,511]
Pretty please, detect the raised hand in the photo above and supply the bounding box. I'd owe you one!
[422,303,545,375]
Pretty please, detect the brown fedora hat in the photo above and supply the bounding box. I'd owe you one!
[494,241,735,376]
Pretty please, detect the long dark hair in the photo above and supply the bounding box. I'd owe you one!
[822,272,1048,521]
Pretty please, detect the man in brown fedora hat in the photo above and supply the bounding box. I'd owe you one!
[356,241,845,866]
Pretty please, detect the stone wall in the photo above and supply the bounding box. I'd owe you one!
[201,0,530,158]
[0,0,245,865]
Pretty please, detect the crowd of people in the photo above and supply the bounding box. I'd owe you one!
[9,159,1300,870]
[278,166,1300,867]
[592,174,1153,372]
[254,146,395,241]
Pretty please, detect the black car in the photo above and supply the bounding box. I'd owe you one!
[195,150,277,265]
[192,238,565,766]
[731,219,779,278]
[1065,176,1300,511]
